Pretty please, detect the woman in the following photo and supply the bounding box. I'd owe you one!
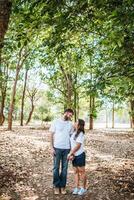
[67,119,87,195]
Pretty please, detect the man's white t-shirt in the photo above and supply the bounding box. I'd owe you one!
[70,131,85,156]
[49,118,73,149]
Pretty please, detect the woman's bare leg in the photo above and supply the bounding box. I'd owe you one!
[73,167,80,188]
[78,166,87,189]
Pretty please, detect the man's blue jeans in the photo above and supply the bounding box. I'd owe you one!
[53,148,70,188]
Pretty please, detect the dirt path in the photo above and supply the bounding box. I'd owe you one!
[0,127,134,200]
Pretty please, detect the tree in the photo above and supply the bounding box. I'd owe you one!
[26,87,39,125]
[0,58,9,125]
[130,100,134,128]
[20,67,29,126]
[0,0,12,63]
[5,0,44,129]
[0,0,133,129]
[8,46,29,130]
[0,0,12,125]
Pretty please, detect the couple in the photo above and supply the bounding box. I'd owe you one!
[49,108,87,196]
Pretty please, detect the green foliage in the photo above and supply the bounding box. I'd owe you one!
[1,0,134,126]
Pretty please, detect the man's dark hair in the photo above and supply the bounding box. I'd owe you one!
[64,108,74,114]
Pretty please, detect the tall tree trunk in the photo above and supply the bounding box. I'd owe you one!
[112,101,115,128]
[0,0,12,64]
[66,75,73,108]
[106,110,108,128]
[89,114,93,130]
[74,88,77,122]
[20,68,28,126]
[60,66,73,108]
[130,115,132,129]
[73,72,79,122]
[0,64,9,125]
[26,103,34,125]
[77,94,79,119]
[73,92,79,122]
[106,108,108,128]
[130,100,134,128]
[8,68,20,130]
[0,0,12,123]
[0,91,6,125]
[89,96,95,130]
[7,47,29,130]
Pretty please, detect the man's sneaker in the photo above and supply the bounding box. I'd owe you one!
[54,187,60,195]
[72,187,79,195]
[61,187,67,194]
[78,188,87,195]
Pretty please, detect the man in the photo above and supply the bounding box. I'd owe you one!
[49,108,74,195]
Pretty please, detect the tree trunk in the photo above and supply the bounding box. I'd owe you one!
[8,68,20,130]
[0,1,12,122]
[0,0,12,64]
[74,89,77,122]
[20,68,28,126]
[73,72,80,121]
[76,93,79,119]
[7,46,29,130]
[26,103,34,125]
[66,75,73,108]
[0,64,9,125]
[89,96,95,130]
[130,116,132,129]
[60,66,73,109]
[112,101,115,128]
[89,114,93,130]
[106,108,108,128]
[130,100,134,128]
[0,91,6,125]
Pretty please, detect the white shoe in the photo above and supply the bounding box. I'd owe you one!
[78,188,87,195]
[72,187,79,195]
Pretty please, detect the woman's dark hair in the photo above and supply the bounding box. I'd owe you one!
[74,119,85,140]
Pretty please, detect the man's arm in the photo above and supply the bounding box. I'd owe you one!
[49,120,56,156]
[50,132,54,148]
[50,132,56,156]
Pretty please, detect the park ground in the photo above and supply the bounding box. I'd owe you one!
[0,125,134,200]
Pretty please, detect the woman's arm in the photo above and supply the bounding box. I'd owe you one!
[68,143,81,159]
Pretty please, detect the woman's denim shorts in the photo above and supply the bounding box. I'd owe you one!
[72,152,86,167]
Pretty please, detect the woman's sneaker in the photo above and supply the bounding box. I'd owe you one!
[78,188,87,195]
[72,187,79,195]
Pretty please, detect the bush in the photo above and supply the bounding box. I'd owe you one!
[42,115,53,122]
